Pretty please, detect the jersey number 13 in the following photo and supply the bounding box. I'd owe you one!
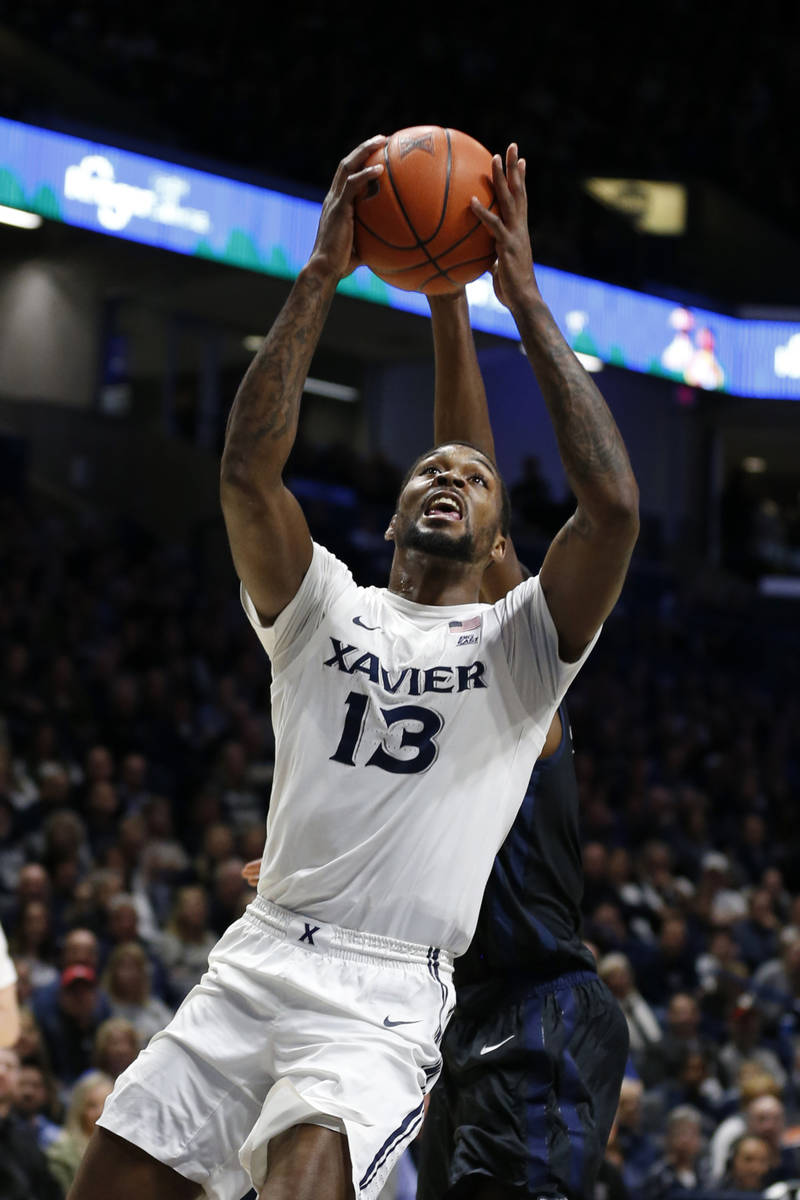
[330,690,443,775]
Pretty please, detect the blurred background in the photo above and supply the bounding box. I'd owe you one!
[0,5,799,1199]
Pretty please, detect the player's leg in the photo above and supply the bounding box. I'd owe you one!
[68,1128,202,1200]
[258,1123,353,1200]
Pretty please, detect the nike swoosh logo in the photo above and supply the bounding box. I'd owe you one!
[479,1034,515,1055]
[383,1016,420,1028]
[353,616,381,631]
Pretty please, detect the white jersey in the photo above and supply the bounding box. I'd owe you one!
[242,543,597,955]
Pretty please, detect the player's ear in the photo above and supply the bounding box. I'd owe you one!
[385,514,397,542]
[489,531,507,564]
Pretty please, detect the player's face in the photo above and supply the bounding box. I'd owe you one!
[389,445,504,564]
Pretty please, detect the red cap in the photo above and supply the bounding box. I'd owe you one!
[61,964,96,987]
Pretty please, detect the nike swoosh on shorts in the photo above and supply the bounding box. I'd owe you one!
[383,1016,420,1027]
[479,1034,515,1055]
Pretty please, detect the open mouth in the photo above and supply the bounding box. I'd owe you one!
[423,492,464,522]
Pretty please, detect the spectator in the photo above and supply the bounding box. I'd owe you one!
[0,1045,62,1199]
[717,992,787,1090]
[761,867,791,925]
[31,927,110,1016]
[84,780,123,861]
[642,1104,711,1198]
[102,942,172,1044]
[101,891,169,999]
[212,739,262,831]
[599,951,662,1069]
[696,925,750,1031]
[193,821,236,890]
[753,928,800,1029]
[116,752,152,816]
[718,1132,771,1192]
[640,992,718,1088]
[207,856,249,936]
[32,964,108,1088]
[644,1044,726,1138]
[14,1005,51,1069]
[735,813,773,887]
[632,840,691,932]
[744,1093,800,1187]
[157,885,216,1003]
[734,887,781,972]
[709,1082,788,1181]
[3,861,52,931]
[608,1075,659,1195]
[639,913,699,1004]
[45,1070,113,1195]
[585,901,645,964]
[581,842,620,915]
[12,1060,62,1149]
[8,897,58,989]
[91,1016,140,1080]
[697,852,748,926]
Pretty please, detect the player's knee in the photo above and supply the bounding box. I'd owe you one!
[260,1123,353,1199]
[68,1127,201,1200]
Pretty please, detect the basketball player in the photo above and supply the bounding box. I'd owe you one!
[414,289,630,1200]
[239,289,630,1200]
[69,138,638,1200]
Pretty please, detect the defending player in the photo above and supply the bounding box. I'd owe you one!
[415,289,630,1200]
[69,139,638,1200]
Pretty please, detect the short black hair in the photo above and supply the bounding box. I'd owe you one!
[397,441,511,537]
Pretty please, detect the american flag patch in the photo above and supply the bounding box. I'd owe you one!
[448,615,481,633]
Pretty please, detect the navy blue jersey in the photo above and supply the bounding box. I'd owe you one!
[456,701,595,986]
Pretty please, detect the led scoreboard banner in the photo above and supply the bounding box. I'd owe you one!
[1,114,798,401]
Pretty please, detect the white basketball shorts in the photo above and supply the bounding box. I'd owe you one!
[96,895,454,1199]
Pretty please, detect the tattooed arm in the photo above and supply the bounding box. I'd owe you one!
[472,145,639,662]
[220,136,385,624]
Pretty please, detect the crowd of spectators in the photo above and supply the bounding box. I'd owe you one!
[0,445,799,1198]
[1,5,797,300]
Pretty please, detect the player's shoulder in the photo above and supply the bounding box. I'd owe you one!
[309,541,361,596]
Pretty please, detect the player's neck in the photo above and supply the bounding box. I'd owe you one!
[387,549,484,607]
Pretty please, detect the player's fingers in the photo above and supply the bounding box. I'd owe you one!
[470,195,505,237]
[342,161,385,198]
[338,135,387,179]
[491,153,515,221]
[506,144,525,199]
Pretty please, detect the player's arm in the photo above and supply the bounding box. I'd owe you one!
[0,980,20,1048]
[428,290,525,601]
[472,145,639,662]
[220,136,386,624]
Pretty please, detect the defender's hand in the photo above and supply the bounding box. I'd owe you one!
[309,135,387,280]
[241,859,262,887]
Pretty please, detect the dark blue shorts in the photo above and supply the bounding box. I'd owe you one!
[416,971,629,1200]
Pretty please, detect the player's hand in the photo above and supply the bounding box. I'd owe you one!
[470,144,540,313]
[309,135,387,281]
[241,859,262,887]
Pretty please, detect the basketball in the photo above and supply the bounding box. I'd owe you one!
[354,126,496,295]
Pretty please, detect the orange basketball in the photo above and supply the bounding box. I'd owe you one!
[354,126,496,295]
